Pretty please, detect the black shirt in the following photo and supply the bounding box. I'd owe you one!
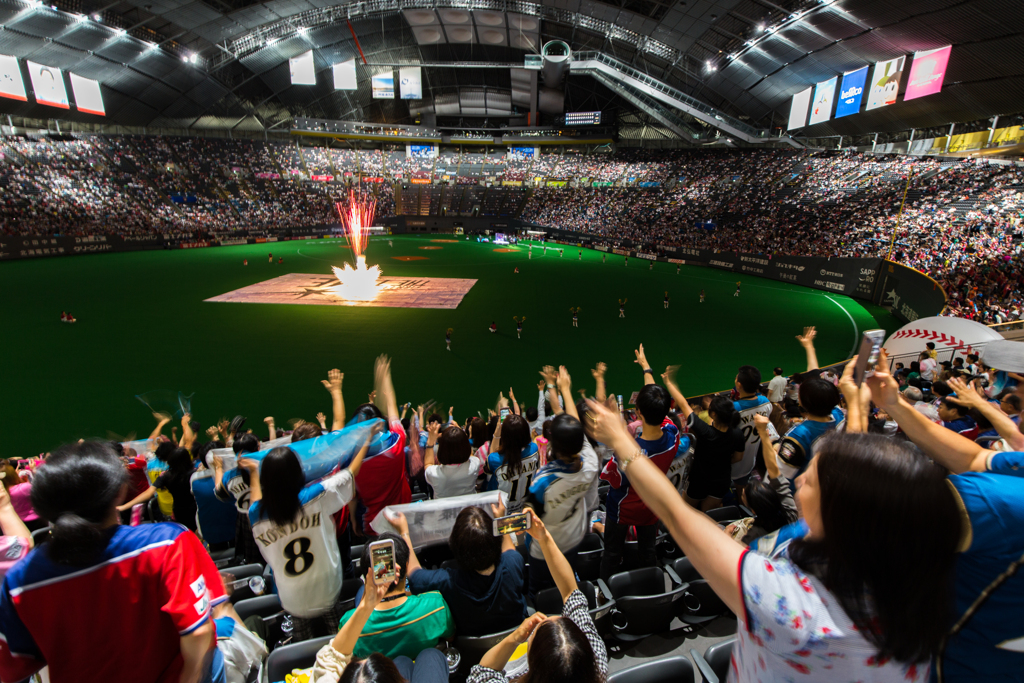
[154,467,198,531]
[686,413,745,486]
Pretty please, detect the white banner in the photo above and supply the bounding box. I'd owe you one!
[333,58,357,90]
[289,50,316,86]
[399,66,422,100]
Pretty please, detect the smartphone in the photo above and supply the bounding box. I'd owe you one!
[617,394,624,414]
[853,329,886,385]
[492,512,532,536]
[499,407,510,420]
[369,539,397,585]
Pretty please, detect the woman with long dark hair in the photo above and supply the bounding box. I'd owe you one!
[584,393,962,682]
[247,430,373,641]
[118,445,200,531]
[663,370,745,511]
[424,424,482,498]
[0,441,226,683]
[484,413,538,512]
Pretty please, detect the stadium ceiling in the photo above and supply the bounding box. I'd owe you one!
[0,0,1019,137]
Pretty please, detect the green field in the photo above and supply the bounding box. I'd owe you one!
[1,236,898,456]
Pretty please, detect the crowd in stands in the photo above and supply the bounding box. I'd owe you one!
[1,328,1022,683]
[6,134,1024,322]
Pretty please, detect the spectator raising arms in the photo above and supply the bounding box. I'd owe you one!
[0,442,227,683]
[423,423,483,498]
[484,412,539,513]
[248,432,374,641]
[398,503,528,635]
[583,392,963,683]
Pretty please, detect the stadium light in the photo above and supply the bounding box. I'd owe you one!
[297,26,307,35]
[189,53,198,64]
[92,13,101,21]
[757,23,765,32]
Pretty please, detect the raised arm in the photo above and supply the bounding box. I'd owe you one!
[321,368,346,431]
[375,356,400,423]
[179,414,197,451]
[536,380,549,422]
[239,458,261,506]
[0,486,32,548]
[591,362,608,403]
[634,344,656,385]
[329,567,388,656]
[422,422,440,468]
[796,326,819,372]
[263,416,276,441]
[754,414,781,480]
[866,351,992,474]
[585,398,745,617]
[836,359,870,434]
[148,413,171,441]
[557,366,579,420]
[948,377,1024,451]
[389,512,422,575]
[661,366,692,421]
[510,389,520,416]
[525,508,577,601]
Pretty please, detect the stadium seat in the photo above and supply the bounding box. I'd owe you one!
[691,637,737,683]
[30,527,50,546]
[705,505,752,524]
[607,655,695,683]
[225,564,265,603]
[533,579,616,637]
[667,557,729,625]
[569,533,604,582]
[606,567,687,641]
[233,594,282,623]
[451,627,516,676]
[266,635,333,682]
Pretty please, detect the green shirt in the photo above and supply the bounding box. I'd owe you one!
[340,591,455,660]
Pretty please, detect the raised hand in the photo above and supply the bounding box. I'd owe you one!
[181,413,192,428]
[321,368,344,394]
[315,412,327,427]
[796,326,817,347]
[864,350,900,410]
[360,567,389,610]
[556,365,572,390]
[661,365,680,386]
[512,613,548,644]
[753,413,770,431]
[540,365,557,385]
[947,377,985,408]
[263,416,274,425]
[591,362,607,379]
[634,343,649,369]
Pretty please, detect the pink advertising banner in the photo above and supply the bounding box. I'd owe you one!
[904,46,952,101]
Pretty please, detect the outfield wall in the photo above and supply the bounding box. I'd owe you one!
[1,219,946,322]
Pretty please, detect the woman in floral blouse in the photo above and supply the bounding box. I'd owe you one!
[583,363,963,683]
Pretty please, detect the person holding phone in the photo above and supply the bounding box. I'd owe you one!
[247,431,374,641]
[312,567,449,683]
[467,508,607,683]
[336,532,454,660]
[396,503,528,635]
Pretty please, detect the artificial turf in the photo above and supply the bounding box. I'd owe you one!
[1,235,900,456]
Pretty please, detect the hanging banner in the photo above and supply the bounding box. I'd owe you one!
[808,77,837,125]
[371,73,394,99]
[835,67,868,119]
[399,66,422,100]
[866,56,906,110]
[904,46,952,101]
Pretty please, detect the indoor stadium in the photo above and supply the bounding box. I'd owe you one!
[1,0,1022,682]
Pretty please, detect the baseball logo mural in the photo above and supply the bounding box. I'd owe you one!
[883,316,1003,362]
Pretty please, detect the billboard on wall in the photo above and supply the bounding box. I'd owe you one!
[371,73,394,99]
[875,260,948,323]
[904,46,952,101]
[866,56,906,110]
[835,67,868,118]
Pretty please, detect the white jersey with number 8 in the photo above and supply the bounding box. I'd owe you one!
[248,468,354,618]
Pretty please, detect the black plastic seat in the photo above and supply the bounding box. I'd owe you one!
[705,505,752,524]
[233,594,282,623]
[266,635,332,682]
[692,636,737,683]
[606,566,686,641]
[30,527,50,546]
[224,564,265,603]
[608,655,696,683]
[533,579,616,637]
[569,533,603,583]
[452,627,515,676]
[667,557,728,625]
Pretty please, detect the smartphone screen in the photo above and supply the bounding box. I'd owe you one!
[369,540,396,585]
[493,512,532,536]
[499,407,510,420]
[853,329,886,385]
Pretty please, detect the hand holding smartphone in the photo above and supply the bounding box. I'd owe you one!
[369,539,397,585]
[493,512,532,536]
[853,330,886,386]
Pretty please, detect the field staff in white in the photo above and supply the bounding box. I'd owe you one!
[247,431,374,639]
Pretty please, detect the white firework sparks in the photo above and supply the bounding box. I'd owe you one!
[331,255,382,301]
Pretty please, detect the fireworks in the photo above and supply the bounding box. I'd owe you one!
[332,190,382,300]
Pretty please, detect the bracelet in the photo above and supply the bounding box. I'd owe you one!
[546,384,555,389]
[643,368,654,375]
[618,449,643,471]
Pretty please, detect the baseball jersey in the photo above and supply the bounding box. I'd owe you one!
[485,442,540,513]
[0,523,225,683]
[942,455,1024,679]
[524,440,599,559]
[354,420,410,535]
[601,418,679,526]
[777,407,846,479]
[666,433,695,496]
[733,395,777,480]
[248,468,355,618]
[216,464,254,514]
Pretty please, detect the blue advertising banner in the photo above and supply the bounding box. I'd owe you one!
[835,67,868,118]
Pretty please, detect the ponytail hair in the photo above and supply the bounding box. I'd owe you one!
[31,441,127,566]
[708,396,741,429]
